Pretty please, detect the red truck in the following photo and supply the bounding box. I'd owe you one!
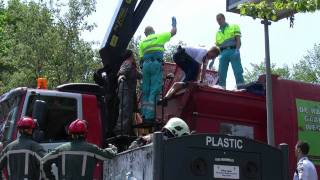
[1,64,319,179]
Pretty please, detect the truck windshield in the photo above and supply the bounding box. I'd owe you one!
[25,95,77,142]
[0,94,22,144]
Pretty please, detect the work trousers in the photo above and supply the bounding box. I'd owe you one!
[218,49,244,88]
[141,54,163,121]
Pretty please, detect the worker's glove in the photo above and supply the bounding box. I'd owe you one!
[128,140,139,149]
[128,136,149,150]
[118,75,126,83]
[234,49,240,57]
[171,16,177,28]
[107,143,118,154]
[141,134,152,144]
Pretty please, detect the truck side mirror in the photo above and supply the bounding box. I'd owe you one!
[32,100,47,142]
[32,100,47,130]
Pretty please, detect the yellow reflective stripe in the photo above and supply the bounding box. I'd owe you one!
[221,37,236,42]
[140,32,171,57]
[143,44,165,54]
[219,37,237,47]
[143,50,164,56]
[234,30,241,35]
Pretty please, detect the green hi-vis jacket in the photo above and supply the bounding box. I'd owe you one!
[42,139,116,180]
[139,32,172,58]
[215,24,241,48]
[0,134,45,180]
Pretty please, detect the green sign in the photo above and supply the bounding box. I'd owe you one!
[296,99,320,165]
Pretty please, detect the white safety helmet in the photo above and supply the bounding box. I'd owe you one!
[163,117,190,137]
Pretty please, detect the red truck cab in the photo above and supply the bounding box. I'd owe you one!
[0,83,106,178]
[0,84,104,149]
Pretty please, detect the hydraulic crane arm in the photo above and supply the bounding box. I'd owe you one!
[95,0,153,138]
[99,0,153,68]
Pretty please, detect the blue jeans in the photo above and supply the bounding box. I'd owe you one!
[141,53,163,121]
[218,49,244,88]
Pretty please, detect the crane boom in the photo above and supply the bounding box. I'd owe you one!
[95,0,153,137]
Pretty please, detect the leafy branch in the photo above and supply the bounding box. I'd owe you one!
[239,0,319,27]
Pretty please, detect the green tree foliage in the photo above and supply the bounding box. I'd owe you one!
[128,36,141,65]
[239,0,319,26]
[239,0,320,82]
[0,0,99,94]
[0,0,12,83]
[46,0,98,85]
[163,41,187,62]
[0,0,6,55]
[1,0,55,90]
[245,44,320,83]
[292,44,320,83]
[244,62,292,82]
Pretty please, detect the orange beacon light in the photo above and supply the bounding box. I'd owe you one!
[37,78,47,89]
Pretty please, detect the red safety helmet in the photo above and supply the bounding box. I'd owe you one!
[17,117,36,129]
[68,119,88,135]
